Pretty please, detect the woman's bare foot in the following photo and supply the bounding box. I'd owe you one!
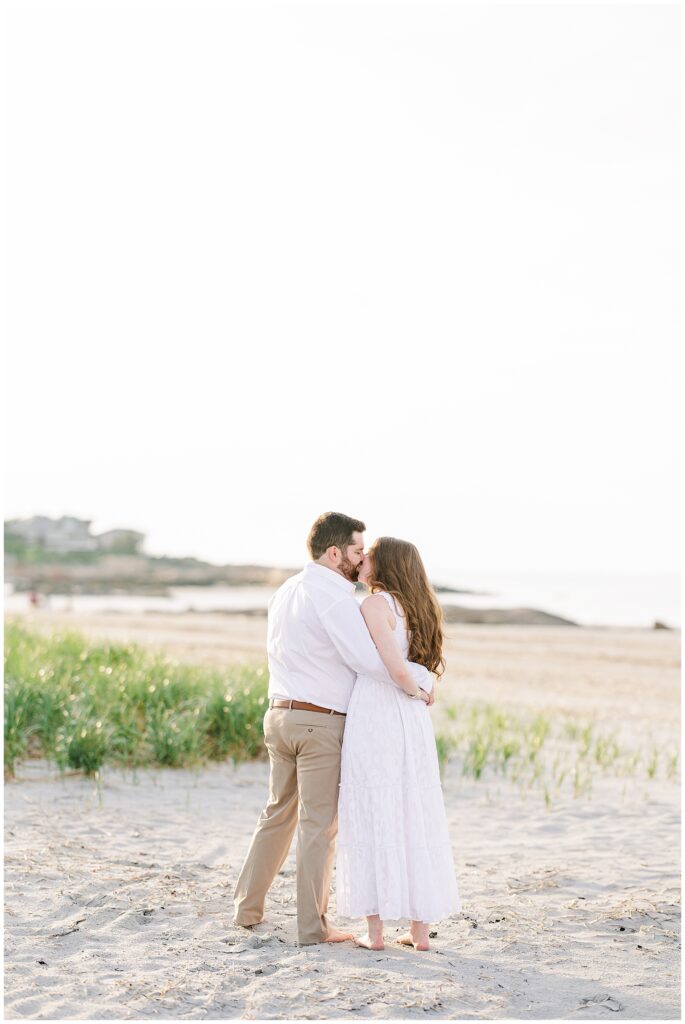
[355,914,384,950]
[324,926,355,943]
[397,922,430,951]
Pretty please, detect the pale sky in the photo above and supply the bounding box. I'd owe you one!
[4,1,681,576]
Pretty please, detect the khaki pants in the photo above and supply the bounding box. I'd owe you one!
[232,706,345,945]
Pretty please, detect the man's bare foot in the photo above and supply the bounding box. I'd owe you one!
[324,926,355,943]
[355,930,385,950]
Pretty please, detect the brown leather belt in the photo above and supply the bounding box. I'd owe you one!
[269,698,345,716]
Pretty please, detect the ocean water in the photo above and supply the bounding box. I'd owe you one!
[4,571,680,628]
[433,570,680,629]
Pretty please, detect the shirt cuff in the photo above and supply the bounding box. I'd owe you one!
[409,661,432,693]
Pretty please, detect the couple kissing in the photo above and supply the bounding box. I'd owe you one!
[233,511,460,951]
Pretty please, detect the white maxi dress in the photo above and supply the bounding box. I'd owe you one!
[335,591,461,923]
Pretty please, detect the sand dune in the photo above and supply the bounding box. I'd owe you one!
[4,611,681,1019]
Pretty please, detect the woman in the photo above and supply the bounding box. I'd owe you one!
[335,537,461,951]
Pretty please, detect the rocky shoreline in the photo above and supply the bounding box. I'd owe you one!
[6,556,579,625]
[5,555,298,595]
[191,605,578,626]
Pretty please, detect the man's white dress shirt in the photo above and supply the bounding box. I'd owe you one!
[266,561,433,713]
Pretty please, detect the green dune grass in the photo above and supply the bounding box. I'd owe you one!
[434,700,679,803]
[5,622,679,805]
[4,621,268,777]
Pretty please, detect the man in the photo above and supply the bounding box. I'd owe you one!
[232,511,434,945]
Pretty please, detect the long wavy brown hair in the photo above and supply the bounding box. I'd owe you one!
[366,536,445,679]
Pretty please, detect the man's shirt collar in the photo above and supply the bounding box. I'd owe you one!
[304,561,356,594]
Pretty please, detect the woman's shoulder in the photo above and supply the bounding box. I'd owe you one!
[360,593,393,614]
[361,591,402,616]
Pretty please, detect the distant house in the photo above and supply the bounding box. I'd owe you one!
[5,515,99,553]
[5,516,146,556]
[95,529,145,555]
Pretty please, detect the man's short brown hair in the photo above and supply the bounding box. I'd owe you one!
[306,512,366,560]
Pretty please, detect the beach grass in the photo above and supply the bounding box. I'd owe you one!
[4,621,268,777]
[5,622,679,801]
[434,699,679,804]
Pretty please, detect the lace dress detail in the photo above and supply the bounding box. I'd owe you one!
[335,590,461,922]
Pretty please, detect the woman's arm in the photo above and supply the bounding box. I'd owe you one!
[360,595,430,702]
[318,596,432,692]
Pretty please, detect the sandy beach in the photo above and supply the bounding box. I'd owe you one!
[4,609,681,1020]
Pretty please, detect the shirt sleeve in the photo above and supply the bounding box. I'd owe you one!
[319,595,433,693]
